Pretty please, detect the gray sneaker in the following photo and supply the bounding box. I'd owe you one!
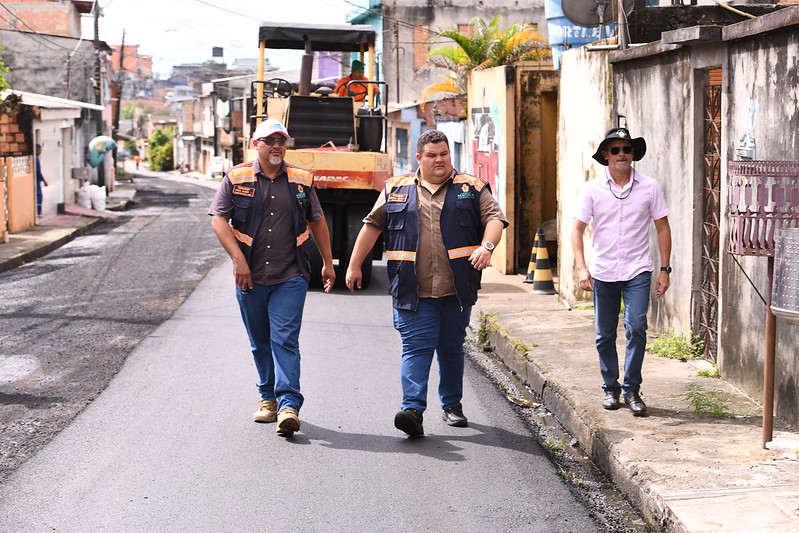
[442,406,468,427]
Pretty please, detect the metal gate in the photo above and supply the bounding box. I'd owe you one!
[699,71,722,362]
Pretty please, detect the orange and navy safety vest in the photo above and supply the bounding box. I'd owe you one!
[383,172,487,310]
[226,161,315,281]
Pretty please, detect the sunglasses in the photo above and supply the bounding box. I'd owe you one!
[608,145,633,155]
[259,137,288,146]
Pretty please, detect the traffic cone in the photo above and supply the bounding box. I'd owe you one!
[531,230,557,295]
[522,229,541,283]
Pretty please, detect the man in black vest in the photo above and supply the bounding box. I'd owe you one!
[209,119,335,437]
[346,130,507,437]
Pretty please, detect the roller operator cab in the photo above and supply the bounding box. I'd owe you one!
[251,22,389,289]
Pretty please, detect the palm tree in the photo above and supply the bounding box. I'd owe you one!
[419,15,551,104]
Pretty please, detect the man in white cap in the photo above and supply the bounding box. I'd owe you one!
[209,118,335,436]
[571,127,671,417]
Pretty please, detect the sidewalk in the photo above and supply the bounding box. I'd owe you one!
[2,171,799,531]
[0,183,133,274]
[474,270,799,532]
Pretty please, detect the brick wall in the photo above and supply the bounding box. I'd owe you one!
[0,108,33,157]
[413,25,430,70]
[0,1,81,38]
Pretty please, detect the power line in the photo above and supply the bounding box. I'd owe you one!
[0,4,89,53]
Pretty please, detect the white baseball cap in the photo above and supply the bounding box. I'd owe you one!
[253,119,291,140]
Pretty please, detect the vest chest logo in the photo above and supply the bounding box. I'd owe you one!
[457,183,474,199]
[232,185,255,197]
[296,184,306,199]
[388,193,408,203]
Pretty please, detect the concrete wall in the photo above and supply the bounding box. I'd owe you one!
[612,47,694,335]
[0,29,100,103]
[556,46,614,302]
[558,7,799,426]
[722,18,799,423]
[382,0,546,104]
[469,66,516,273]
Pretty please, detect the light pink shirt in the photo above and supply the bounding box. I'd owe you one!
[573,168,669,282]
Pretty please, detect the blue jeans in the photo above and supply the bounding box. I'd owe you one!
[593,271,651,395]
[236,275,307,412]
[392,296,472,412]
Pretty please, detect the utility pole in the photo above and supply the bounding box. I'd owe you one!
[93,0,105,187]
[394,23,400,103]
[111,30,125,172]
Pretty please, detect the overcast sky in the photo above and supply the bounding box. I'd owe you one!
[82,0,358,78]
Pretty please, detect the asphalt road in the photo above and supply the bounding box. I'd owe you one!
[0,172,631,532]
[0,175,225,481]
[0,254,605,532]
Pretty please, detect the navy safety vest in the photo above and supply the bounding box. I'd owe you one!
[384,172,487,310]
[226,162,315,281]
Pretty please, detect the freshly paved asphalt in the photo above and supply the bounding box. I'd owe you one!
[2,165,799,531]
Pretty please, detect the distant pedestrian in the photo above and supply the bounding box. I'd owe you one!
[133,154,141,170]
[346,130,507,437]
[570,128,672,417]
[209,118,335,437]
[35,144,49,216]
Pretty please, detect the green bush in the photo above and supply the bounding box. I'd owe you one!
[683,383,730,418]
[148,127,174,171]
[646,329,704,362]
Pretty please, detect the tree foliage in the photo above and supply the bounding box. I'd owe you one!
[148,127,174,171]
[0,45,10,93]
[420,15,551,103]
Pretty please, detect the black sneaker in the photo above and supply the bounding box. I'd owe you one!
[442,406,468,427]
[394,408,424,437]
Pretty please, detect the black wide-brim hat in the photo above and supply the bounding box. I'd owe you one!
[592,127,646,166]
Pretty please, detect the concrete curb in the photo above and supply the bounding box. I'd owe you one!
[479,314,675,531]
[0,218,103,275]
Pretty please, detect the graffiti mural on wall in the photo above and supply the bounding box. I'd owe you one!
[470,105,503,205]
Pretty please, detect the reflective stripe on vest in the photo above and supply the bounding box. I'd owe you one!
[228,167,257,185]
[232,228,254,247]
[296,228,310,247]
[386,249,417,261]
[287,167,313,188]
[448,245,479,260]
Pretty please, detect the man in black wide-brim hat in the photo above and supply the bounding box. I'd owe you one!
[570,127,672,418]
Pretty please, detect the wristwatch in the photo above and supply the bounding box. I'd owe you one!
[482,241,495,252]
[660,266,672,274]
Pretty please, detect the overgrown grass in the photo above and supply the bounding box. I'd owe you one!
[476,312,501,351]
[543,438,567,452]
[684,383,730,418]
[647,329,704,362]
[697,364,720,378]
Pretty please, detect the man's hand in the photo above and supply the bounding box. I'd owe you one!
[577,265,593,292]
[321,264,336,293]
[345,266,362,293]
[233,256,253,291]
[655,271,670,297]
[469,246,493,271]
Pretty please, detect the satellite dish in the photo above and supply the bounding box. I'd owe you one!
[562,0,635,27]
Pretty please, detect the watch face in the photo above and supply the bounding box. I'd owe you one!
[482,242,494,251]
